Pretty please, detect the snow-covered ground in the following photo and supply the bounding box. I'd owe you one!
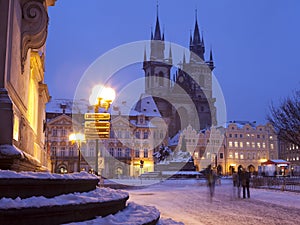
[128,179,300,225]
[1,170,300,225]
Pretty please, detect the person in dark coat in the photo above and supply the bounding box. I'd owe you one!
[206,165,217,202]
[237,166,243,198]
[241,168,251,198]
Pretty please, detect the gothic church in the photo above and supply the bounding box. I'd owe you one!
[143,9,217,137]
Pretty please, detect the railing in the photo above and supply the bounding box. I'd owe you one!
[251,176,300,192]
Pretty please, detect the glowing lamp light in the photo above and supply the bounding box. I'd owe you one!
[69,133,85,142]
[89,85,116,106]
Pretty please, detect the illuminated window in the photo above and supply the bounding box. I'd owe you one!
[229,152,233,158]
[235,152,239,159]
[270,144,274,149]
[257,143,261,148]
[269,136,273,140]
[240,142,243,148]
[246,142,250,147]
[240,153,244,160]
[234,141,238,148]
[194,152,199,158]
[252,142,255,148]
[229,141,233,147]
[262,142,266,148]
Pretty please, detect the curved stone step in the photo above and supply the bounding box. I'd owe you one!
[0,171,99,198]
[63,202,160,225]
[0,188,129,225]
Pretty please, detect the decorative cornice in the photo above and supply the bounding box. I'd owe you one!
[21,0,49,73]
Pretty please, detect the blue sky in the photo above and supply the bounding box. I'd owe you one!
[45,0,300,125]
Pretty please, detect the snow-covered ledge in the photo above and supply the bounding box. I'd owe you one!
[0,188,129,225]
[0,170,99,199]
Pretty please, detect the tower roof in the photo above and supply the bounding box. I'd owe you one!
[153,3,162,40]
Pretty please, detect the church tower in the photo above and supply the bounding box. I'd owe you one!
[143,5,172,118]
[143,7,217,137]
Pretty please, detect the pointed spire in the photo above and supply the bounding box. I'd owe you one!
[193,9,201,45]
[154,1,162,40]
[183,51,186,64]
[209,47,215,71]
[201,31,205,54]
[168,44,172,64]
[151,27,153,40]
[210,47,213,61]
[189,29,193,46]
[144,46,147,61]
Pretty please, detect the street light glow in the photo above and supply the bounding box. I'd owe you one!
[89,85,116,106]
[69,133,85,142]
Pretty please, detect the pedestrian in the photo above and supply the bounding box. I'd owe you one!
[206,165,216,202]
[237,166,243,198]
[242,169,250,198]
[242,168,250,198]
[232,169,238,199]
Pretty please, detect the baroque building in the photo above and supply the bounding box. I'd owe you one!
[0,0,55,171]
[45,96,165,178]
[143,9,217,137]
[176,121,279,175]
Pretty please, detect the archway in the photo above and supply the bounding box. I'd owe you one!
[57,164,68,174]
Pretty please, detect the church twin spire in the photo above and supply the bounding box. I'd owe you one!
[148,5,214,68]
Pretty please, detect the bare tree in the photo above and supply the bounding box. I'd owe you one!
[267,91,300,146]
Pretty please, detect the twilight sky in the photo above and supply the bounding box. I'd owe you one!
[45,0,300,125]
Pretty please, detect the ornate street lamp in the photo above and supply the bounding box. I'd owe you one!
[69,133,85,172]
[89,85,116,175]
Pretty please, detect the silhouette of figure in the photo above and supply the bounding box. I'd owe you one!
[206,165,216,202]
[241,168,251,198]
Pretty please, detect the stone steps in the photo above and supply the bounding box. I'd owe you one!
[0,171,163,224]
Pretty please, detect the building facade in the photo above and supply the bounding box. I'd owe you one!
[179,121,279,175]
[0,0,55,171]
[278,140,300,175]
[46,95,165,178]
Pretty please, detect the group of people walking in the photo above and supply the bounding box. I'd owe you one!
[205,164,251,202]
[232,165,251,199]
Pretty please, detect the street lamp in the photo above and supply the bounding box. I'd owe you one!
[69,133,85,172]
[89,85,116,175]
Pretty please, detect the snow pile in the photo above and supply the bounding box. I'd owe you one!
[64,202,160,225]
[0,145,23,157]
[157,218,184,225]
[0,170,98,180]
[0,188,128,209]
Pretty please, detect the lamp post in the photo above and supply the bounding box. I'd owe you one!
[69,133,85,172]
[89,85,116,175]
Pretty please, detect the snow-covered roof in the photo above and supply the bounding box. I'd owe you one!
[132,94,162,117]
[168,131,181,146]
[46,99,90,114]
[129,120,157,128]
